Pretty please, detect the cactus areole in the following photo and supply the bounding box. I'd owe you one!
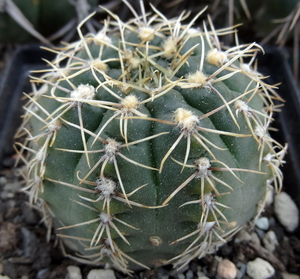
[15,1,287,273]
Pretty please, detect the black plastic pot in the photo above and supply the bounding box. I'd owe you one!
[0,46,299,210]
[257,48,300,209]
[0,45,54,168]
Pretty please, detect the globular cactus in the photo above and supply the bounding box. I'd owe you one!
[15,0,287,273]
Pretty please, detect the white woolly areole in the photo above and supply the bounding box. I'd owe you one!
[96,177,116,198]
[47,119,62,132]
[254,125,266,139]
[121,95,139,110]
[195,157,211,178]
[139,26,155,41]
[128,56,140,69]
[163,37,177,59]
[105,138,120,158]
[203,192,214,207]
[240,63,255,74]
[70,84,95,100]
[234,100,250,115]
[187,71,207,85]
[91,59,107,72]
[124,49,140,69]
[101,240,113,256]
[99,212,110,224]
[206,48,228,67]
[95,31,112,44]
[173,108,199,133]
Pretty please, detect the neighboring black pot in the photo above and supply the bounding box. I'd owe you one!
[0,46,299,210]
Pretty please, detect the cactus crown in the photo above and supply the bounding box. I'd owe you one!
[15,0,287,274]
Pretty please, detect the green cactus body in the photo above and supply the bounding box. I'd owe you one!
[15,2,287,273]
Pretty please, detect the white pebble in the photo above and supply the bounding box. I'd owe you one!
[255,217,269,231]
[262,231,279,253]
[247,258,275,279]
[281,272,300,279]
[87,269,116,279]
[274,192,299,232]
[66,266,82,279]
[217,259,237,279]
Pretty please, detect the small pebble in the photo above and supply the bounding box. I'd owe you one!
[197,270,209,279]
[255,217,269,231]
[0,176,7,185]
[87,269,116,279]
[268,217,276,227]
[197,272,209,279]
[235,229,252,243]
[217,259,236,279]
[4,182,22,194]
[0,191,14,199]
[281,272,300,279]
[186,270,194,279]
[66,266,82,279]
[155,267,169,279]
[250,232,261,246]
[36,268,50,279]
[255,228,266,239]
[235,268,242,279]
[21,203,39,225]
[236,262,247,279]
[21,227,38,258]
[246,258,275,279]
[274,192,299,232]
[262,230,278,253]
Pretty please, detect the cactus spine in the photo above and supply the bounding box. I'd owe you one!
[15,1,287,273]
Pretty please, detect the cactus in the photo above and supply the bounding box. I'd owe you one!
[15,1,287,274]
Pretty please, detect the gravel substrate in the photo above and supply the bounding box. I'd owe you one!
[0,155,300,279]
